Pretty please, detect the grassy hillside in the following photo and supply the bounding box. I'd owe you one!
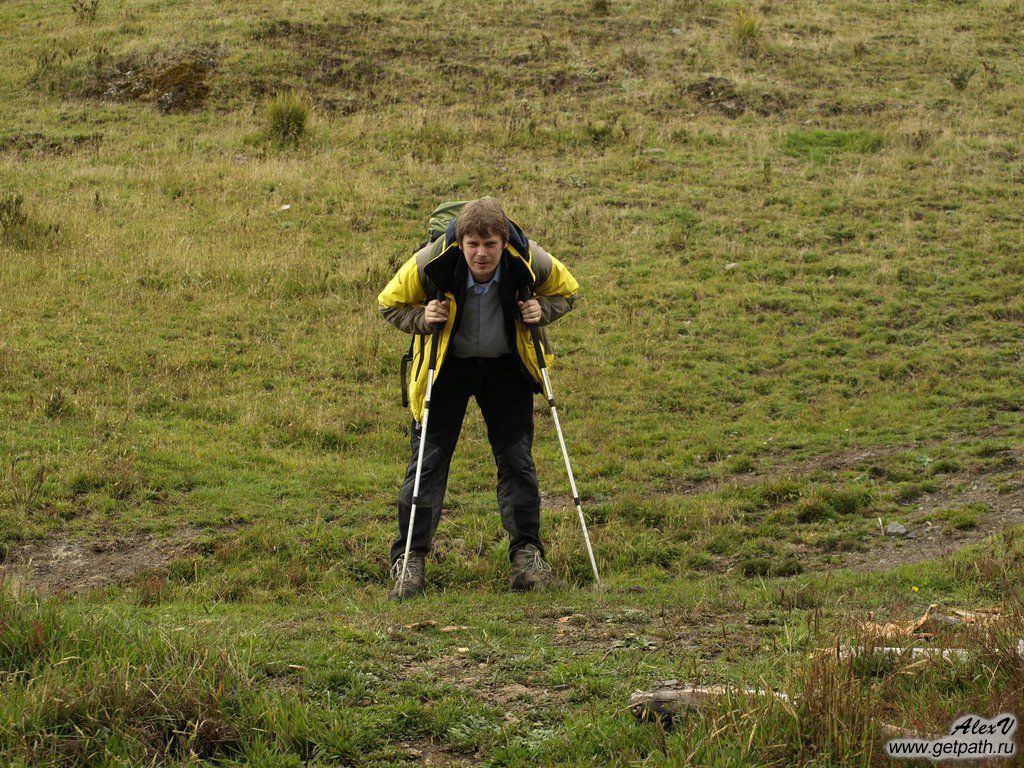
[1,0,1022,765]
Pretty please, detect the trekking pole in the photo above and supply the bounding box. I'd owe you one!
[522,291,601,586]
[398,291,444,588]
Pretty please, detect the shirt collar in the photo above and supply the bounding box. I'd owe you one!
[466,260,502,294]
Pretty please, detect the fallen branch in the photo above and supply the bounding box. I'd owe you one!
[628,684,791,723]
[630,683,947,742]
[817,638,1024,662]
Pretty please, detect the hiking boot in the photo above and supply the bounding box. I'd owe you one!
[389,552,426,601]
[509,544,553,592]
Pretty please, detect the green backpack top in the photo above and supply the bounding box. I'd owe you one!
[420,200,470,249]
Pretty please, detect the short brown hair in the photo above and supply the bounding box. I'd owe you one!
[455,198,509,244]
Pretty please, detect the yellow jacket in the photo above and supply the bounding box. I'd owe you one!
[378,220,579,423]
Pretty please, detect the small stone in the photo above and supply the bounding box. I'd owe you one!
[725,262,739,270]
[885,522,908,537]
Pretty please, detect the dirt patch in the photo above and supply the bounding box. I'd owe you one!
[92,46,219,113]
[540,69,611,96]
[818,99,888,116]
[546,606,765,661]
[252,18,394,82]
[842,469,1023,572]
[0,528,203,595]
[397,739,479,767]
[0,132,102,155]
[390,624,573,715]
[751,90,799,116]
[686,76,746,118]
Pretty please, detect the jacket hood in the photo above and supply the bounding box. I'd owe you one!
[423,217,536,294]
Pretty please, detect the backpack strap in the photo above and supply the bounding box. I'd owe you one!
[400,336,414,408]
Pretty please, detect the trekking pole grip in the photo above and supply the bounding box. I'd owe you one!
[519,287,547,369]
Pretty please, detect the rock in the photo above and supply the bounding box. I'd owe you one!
[686,77,746,118]
[885,522,908,537]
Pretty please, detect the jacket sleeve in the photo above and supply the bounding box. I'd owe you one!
[377,254,433,335]
[534,294,575,326]
[532,248,579,327]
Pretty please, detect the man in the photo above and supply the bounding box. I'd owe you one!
[377,198,579,600]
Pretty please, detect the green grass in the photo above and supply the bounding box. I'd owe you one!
[2,0,1023,764]
[781,129,884,161]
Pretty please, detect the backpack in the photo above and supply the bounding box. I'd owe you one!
[418,200,470,250]
[401,201,470,408]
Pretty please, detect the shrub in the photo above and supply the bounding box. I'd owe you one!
[949,66,975,92]
[706,525,745,556]
[725,454,755,475]
[740,551,802,577]
[796,484,873,523]
[43,388,69,418]
[822,485,873,516]
[31,49,59,89]
[731,9,762,54]
[938,502,989,532]
[71,0,99,23]
[928,458,961,475]
[658,206,701,250]
[266,93,308,147]
[796,497,830,524]
[687,551,715,571]
[892,480,937,504]
[586,119,613,146]
[0,193,27,240]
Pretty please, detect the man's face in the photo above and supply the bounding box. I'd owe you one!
[461,230,505,283]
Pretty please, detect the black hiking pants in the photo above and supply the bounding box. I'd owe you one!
[390,353,543,565]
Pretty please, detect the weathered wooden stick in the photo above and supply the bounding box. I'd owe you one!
[628,683,944,741]
[818,638,1024,662]
[628,685,791,723]
[877,722,944,741]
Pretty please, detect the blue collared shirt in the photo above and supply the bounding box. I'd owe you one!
[451,261,511,358]
[466,262,502,295]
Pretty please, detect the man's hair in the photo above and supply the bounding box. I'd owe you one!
[455,198,509,244]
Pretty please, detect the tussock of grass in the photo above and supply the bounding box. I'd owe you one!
[265,92,309,147]
[730,8,762,54]
[70,0,100,24]
[0,192,27,238]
